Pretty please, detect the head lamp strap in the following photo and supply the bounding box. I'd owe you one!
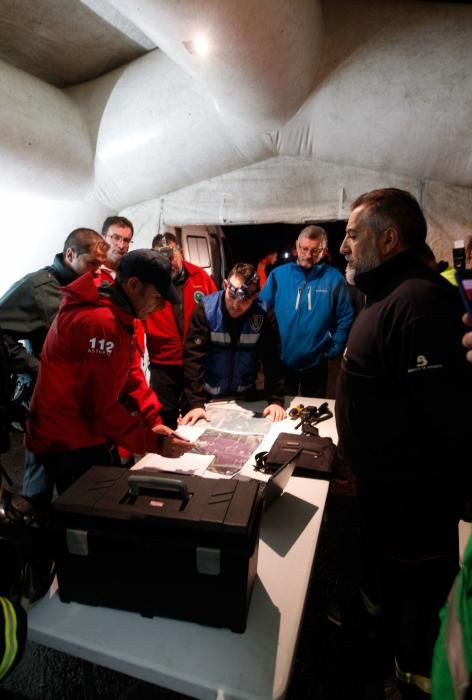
[228,271,261,300]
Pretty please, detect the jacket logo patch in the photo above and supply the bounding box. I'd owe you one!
[88,337,114,355]
[249,315,263,332]
[193,290,204,304]
[416,354,428,368]
[408,354,442,373]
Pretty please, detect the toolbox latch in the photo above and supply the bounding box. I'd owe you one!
[66,528,89,556]
[196,547,221,576]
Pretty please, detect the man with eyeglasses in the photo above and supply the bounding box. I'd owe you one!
[100,216,134,282]
[260,225,353,398]
[179,263,285,425]
[100,217,146,468]
[145,232,216,428]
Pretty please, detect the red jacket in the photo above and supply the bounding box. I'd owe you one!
[96,270,146,356]
[145,261,216,365]
[98,266,115,284]
[26,274,162,456]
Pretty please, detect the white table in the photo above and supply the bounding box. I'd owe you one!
[28,397,335,700]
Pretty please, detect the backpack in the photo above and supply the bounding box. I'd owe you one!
[0,333,31,453]
[0,330,52,609]
[0,488,55,609]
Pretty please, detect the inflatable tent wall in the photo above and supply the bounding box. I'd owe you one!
[1,0,471,292]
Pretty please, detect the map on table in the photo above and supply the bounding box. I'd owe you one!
[195,428,264,477]
[204,402,272,434]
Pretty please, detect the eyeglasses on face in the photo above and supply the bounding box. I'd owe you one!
[156,245,179,259]
[298,245,326,256]
[107,233,133,246]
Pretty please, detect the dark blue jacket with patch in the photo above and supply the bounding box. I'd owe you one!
[202,291,266,396]
[183,290,284,409]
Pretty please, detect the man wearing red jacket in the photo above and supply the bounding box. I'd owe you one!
[26,249,193,495]
[145,233,217,427]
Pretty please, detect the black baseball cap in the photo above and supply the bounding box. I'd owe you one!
[118,249,180,304]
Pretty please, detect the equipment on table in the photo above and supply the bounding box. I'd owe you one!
[50,466,263,632]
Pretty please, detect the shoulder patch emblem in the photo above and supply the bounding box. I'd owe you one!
[249,315,264,332]
[193,290,204,304]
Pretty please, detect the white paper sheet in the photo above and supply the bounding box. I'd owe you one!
[132,451,215,476]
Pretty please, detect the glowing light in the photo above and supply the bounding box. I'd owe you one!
[194,34,209,55]
[183,34,210,56]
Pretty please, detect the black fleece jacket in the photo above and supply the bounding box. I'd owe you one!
[335,250,470,488]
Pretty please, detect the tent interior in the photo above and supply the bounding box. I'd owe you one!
[1,2,472,695]
[1,0,472,292]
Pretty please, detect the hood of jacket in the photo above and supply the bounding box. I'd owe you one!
[59,273,136,328]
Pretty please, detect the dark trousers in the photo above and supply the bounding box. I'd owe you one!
[359,479,459,678]
[150,363,184,429]
[43,443,121,496]
[282,358,328,398]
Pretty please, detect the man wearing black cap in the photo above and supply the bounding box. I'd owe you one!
[26,249,193,495]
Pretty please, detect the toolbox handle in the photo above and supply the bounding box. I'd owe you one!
[128,473,189,500]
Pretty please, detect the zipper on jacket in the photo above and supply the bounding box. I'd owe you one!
[228,347,235,394]
[295,287,302,310]
[307,286,312,311]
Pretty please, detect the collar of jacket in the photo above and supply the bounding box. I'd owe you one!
[51,253,79,286]
[98,280,137,318]
[182,259,207,279]
[172,264,189,288]
[292,261,326,280]
[59,274,136,330]
[354,249,436,302]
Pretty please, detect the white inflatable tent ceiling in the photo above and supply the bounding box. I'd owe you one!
[1,0,472,268]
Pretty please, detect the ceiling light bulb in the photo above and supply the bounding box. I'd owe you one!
[193,34,209,56]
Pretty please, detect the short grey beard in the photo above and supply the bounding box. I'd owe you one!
[345,266,356,285]
[345,249,381,285]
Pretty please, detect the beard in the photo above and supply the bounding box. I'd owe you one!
[345,248,381,285]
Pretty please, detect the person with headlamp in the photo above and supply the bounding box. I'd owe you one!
[179,263,285,425]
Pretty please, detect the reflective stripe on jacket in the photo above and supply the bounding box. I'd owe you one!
[201,291,266,396]
[0,596,19,680]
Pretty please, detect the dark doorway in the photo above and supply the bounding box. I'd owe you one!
[222,220,347,274]
[222,220,350,399]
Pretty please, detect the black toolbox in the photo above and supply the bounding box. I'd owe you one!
[50,467,263,632]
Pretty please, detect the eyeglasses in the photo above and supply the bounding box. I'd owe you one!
[298,245,326,256]
[156,245,179,259]
[107,233,133,246]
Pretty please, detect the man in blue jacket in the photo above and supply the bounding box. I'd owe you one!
[260,225,353,397]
